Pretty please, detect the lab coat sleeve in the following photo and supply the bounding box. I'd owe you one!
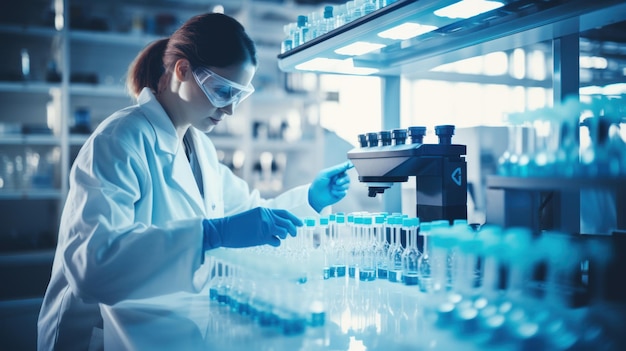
[61,134,205,305]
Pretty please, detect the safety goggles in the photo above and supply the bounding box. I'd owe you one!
[192,66,254,108]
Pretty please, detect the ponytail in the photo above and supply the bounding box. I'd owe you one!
[126,38,168,99]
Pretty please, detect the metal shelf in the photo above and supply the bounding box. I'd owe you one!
[277,0,626,77]
[0,135,60,145]
[487,175,626,191]
[68,84,129,98]
[0,24,58,38]
[0,82,130,97]
[69,135,90,145]
[69,29,162,46]
[0,81,59,94]
[0,189,62,200]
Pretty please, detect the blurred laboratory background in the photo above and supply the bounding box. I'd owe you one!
[1,0,625,350]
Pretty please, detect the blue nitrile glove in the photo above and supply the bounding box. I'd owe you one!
[203,207,303,250]
[308,161,353,213]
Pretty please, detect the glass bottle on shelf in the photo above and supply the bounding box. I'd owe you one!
[497,125,517,176]
[293,15,309,47]
[307,9,322,42]
[281,22,295,54]
[502,110,535,177]
[544,99,583,177]
[362,0,377,15]
[554,114,581,177]
[350,0,364,22]
[320,6,335,36]
[580,115,613,176]
[334,4,348,28]
[530,114,557,177]
[581,94,626,176]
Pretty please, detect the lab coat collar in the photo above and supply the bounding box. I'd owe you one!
[137,88,206,216]
[137,88,180,156]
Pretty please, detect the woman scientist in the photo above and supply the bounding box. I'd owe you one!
[37,13,351,351]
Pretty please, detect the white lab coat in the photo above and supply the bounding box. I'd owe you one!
[37,88,319,351]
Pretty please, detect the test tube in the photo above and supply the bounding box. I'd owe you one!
[348,214,360,278]
[373,214,389,279]
[401,217,420,286]
[418,222,433,293]
[319,216,331,279]
[387,215,404,283]
[332,213,347,278]
[359,215,377,282]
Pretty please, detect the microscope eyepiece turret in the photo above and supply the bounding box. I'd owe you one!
[367,132,379,147]
[392,128,407,145]
[408,126,427,144]
[435,124,455,145]
[358,134,368,148]
[379,131,392,146]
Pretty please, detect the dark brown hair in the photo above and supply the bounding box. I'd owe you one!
[126,13,257,98]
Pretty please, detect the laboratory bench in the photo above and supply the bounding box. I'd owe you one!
[99,265,626,351]
[100,223,626,351]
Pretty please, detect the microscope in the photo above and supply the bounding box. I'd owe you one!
[347,125,467,224]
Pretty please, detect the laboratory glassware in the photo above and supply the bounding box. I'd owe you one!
[386,215,404,283]
[401,217,421,286]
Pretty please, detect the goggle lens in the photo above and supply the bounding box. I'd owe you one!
[193,67,254,108]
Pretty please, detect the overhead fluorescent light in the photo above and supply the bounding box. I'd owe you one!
[434,0,504,19]
[580,56,608,69]
[378,22,439,40]
[295,58,342,71]
[295,58,379,75]
[335,41,386,56]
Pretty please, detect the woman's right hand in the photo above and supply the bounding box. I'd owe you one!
[203,207,303,249]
